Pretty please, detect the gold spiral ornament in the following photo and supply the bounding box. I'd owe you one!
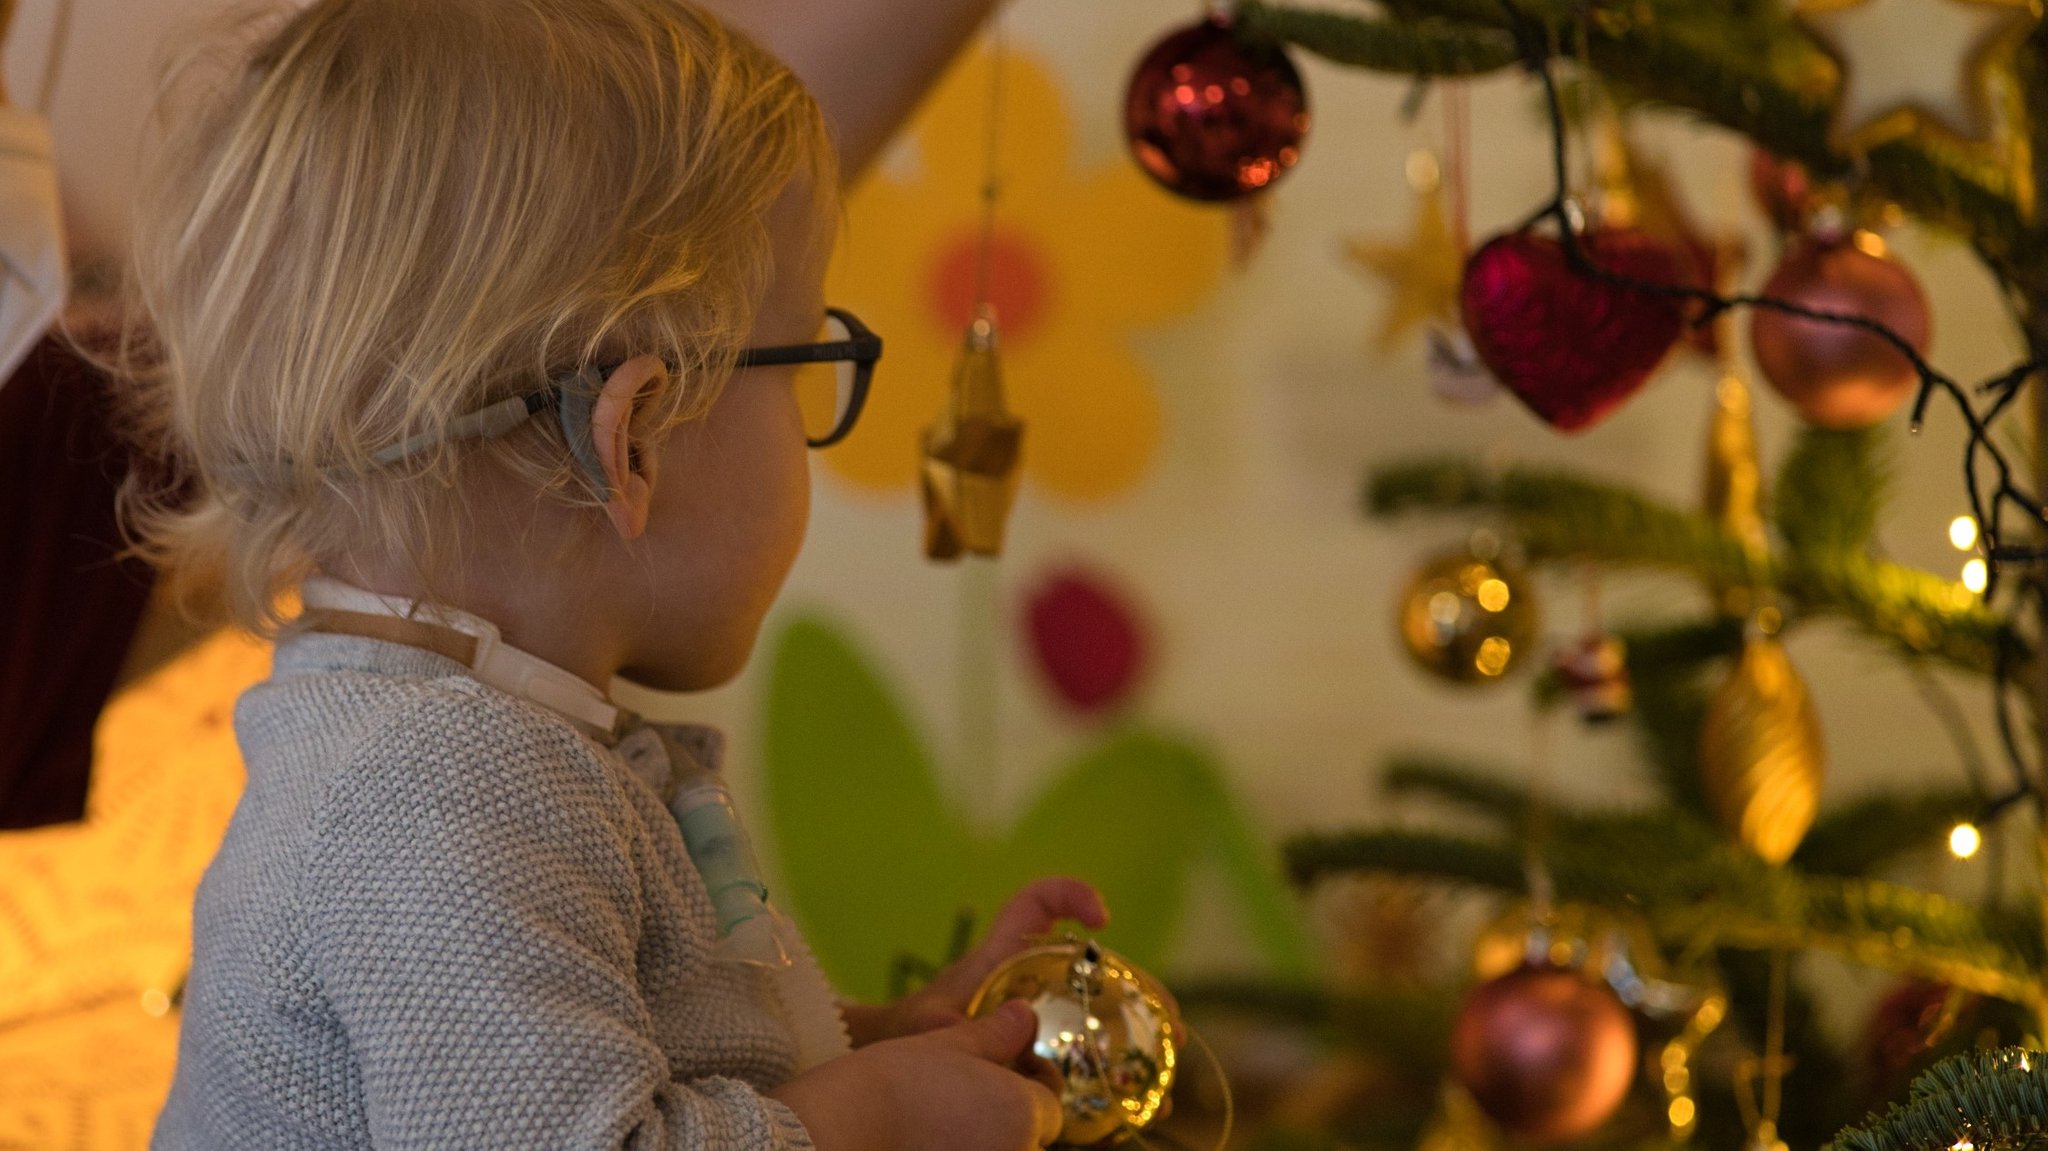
[1699,635,1826,865]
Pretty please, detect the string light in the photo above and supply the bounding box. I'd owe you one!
[1949,822,1982,859]
[1949,515,1979,551]
[1962,558,1990,595]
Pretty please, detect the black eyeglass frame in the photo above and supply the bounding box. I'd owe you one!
[733,306,883,448]
[369,307,884,493]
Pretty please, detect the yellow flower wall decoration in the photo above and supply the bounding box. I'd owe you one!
[823,47,1230,501]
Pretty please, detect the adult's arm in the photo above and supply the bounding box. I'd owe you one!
[701,0,1003,182]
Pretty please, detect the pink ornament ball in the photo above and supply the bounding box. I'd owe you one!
[1750,239,1931,429]
[1449,966,1639,1143]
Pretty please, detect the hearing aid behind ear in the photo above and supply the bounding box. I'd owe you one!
[366,362,621,501]
[551,365,613,501]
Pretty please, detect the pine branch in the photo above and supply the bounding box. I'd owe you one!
[1367,458,2019,674]
[1382,755,1529,822]
[1785,552,2012,674]
[1239,4,1519,76]
[1286,828,1527,891]
[1368,459,1761,584]
[1285,820,2047,1010]
[1247,2,2040,268]
[1630,638,1720,818]
[1366,456,1499,516]
[1776,427,1891,557]
[1174,977,1458,1059]
[1793,788,1983,877]
[1622,617,1748,670]
[1829,1048,2048,1151]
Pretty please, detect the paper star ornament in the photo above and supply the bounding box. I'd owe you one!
[921,312,1024,561]
[1347,186,1465,356]
[1801,0,2037,150]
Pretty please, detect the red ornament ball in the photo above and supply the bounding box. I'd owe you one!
[1461,228,1689,433]
[1123,15,1308,203]
[1024,567,1149,716]
[1863,980,1972,1096]
[1450,966,1639,1143]
[1750,238,1931,429]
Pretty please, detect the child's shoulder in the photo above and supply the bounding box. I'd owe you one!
[242,631,628,818]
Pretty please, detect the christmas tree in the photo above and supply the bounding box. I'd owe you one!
[1126,2,2048,1150]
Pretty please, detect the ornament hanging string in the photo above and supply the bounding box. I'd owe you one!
[973,18,1009,315]
[1443,80,1471,253]
[956,20,1011,786]
[1128,1022,1236,1151]
[1494,0,2044,814]
[1732,950,1793,1151]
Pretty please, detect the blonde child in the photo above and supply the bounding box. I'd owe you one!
[123,1,1108,1147]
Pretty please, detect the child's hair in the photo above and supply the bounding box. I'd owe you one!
[115,0,835,632]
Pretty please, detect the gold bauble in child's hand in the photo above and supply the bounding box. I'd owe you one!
[966,937,1181,1148]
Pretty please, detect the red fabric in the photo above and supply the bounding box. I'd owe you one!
[0,335,155,829]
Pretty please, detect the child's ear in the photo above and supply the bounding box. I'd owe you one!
[591,355,667,541]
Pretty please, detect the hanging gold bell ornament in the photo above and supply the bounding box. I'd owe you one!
[1397,551,1539,685]
[922,307,1024,561]
[968,937,1181,1148]
[1700,630,1826,865]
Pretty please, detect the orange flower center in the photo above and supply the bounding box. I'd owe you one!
[927,228,1053,343]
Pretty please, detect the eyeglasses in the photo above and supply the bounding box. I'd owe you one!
[370,306,884,489]
[738,306,883,449]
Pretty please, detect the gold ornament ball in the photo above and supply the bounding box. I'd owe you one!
[967,938,1181,1148]
[1397,553,1539,684]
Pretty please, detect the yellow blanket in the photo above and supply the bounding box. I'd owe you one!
[0,631,265,1151]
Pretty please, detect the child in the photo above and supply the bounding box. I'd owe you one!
[122,1,1109,1147]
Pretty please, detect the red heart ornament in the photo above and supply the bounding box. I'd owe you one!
[1461,229,1689,433]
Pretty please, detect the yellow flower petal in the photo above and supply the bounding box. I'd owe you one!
[825,46,1227,500]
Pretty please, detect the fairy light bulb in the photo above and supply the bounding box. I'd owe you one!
[1962,558,1989,595]
[1949,516,1979,551]
[1949,822,1982,859]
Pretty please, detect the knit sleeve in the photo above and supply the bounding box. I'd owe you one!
[302,685,816,1151]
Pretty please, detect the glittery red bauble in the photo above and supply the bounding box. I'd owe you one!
[1024,568,1149,716]
[1460,229,1689,433]
[1451,967,1638,1143]
[1750,239,1931,429]
[1749,151,1814,232]
[1123,16,1308,203]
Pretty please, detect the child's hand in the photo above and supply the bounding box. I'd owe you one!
[848,877,1109,1046]
[774,1000,1065,1151]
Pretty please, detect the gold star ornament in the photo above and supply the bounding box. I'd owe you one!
[1347,166,1464,356]
[1800,0,2039,151]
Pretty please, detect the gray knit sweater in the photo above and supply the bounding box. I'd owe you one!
[152,633,821,1150]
